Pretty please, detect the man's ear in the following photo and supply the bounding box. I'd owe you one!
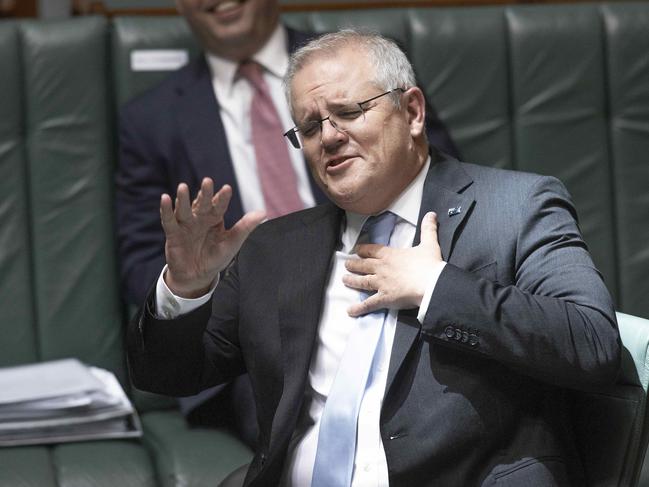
[404,87,426,138]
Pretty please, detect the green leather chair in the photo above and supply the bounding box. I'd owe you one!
[575,312,649,486]
[0,18,158,487]
[2,3,649,485]
[619,313,649,486]
[0,17,251,487]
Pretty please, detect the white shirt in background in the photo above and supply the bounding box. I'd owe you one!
[205,24,315,215]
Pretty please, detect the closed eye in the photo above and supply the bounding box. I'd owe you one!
[299,120,321,137]
[334,107,364,120]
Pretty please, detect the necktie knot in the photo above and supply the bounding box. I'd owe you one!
[237,60,266,93]
[361,211,398,246]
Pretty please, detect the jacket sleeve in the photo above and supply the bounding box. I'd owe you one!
[421,175,621,390]
[126,260,245,396]
[115,107,168,305]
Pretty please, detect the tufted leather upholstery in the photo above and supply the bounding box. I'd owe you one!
[1,3,649,486]
[0,17,251,487]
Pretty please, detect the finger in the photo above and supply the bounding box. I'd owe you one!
[342,272,375,292]
[354,243,387,259]
[160,193,179,234]
[175,183,192,222]
[348,293,385,317]
[345,257,376,275]
[194,178,215,214]
[227,210,267,249]
[419,211,438,247]
[211,184,233,217]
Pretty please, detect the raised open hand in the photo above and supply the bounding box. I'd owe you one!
[160,178,266,298]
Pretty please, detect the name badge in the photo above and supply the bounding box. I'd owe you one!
[130,49,189,72]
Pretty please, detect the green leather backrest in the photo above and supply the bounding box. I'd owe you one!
[0,17,126,383]
[0,22,38,367]
[604,4,649,321]
[507,4,616,306]
[111,16,199,109]
[407,7,512,169]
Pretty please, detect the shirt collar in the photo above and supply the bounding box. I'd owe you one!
[341,156,431,252]
[204,24,288,96]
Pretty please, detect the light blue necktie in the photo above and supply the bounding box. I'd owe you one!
[311,211,398,487]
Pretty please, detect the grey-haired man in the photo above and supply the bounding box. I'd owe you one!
[128,30,619,486]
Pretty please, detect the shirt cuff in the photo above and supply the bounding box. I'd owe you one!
[417,262,446,323]
[155,265,219,319]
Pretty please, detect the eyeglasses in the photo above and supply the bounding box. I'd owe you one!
[283,87,406,149]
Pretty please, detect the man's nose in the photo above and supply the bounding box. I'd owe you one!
[320,118,346,149]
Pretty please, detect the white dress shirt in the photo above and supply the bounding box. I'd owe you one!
[205,24,315,214]
[155,157,446,486]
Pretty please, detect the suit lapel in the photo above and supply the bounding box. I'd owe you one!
[174,57,244,225]
[385,153,475,396]
[413,153,475,257]
[269,204,343,450]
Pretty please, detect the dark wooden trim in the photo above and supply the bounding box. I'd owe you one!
[2,0,38,17]
[278,0,628,10]
[281,0,510,10]
[83,0,636,17]
[93,6,174,16]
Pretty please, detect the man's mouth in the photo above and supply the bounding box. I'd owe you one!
[205,0,245,14]
[326,156,349,167]
[325,156,355,173]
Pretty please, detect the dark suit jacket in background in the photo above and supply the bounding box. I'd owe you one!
[128,150,620,486]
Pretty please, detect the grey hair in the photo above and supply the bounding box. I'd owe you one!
[283,29,417,116]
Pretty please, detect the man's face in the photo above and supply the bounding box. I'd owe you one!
[290,47,426,215]
[175,0,280,61]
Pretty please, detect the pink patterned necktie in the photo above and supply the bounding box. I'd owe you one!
[237,61,304,219]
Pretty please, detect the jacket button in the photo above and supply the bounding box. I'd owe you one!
[444,326,455,338]
[469,334,478,346]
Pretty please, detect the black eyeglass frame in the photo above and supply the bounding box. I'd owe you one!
[283,87,407,149]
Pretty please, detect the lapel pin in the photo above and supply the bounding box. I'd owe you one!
[447,206,462,217]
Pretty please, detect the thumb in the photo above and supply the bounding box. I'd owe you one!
[419,211,438,247]
[228,210,267,249]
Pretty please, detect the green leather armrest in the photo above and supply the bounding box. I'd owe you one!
[140,410,253,487]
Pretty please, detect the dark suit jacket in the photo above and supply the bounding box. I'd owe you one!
[116,25,460,451]
[128,150,620,486]
[115,27,460,306]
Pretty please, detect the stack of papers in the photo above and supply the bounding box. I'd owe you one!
[0,358,142,446]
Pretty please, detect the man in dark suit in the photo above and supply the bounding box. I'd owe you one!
[127,30,620,486]
[115,0,459,308]
[115,0,459,446]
